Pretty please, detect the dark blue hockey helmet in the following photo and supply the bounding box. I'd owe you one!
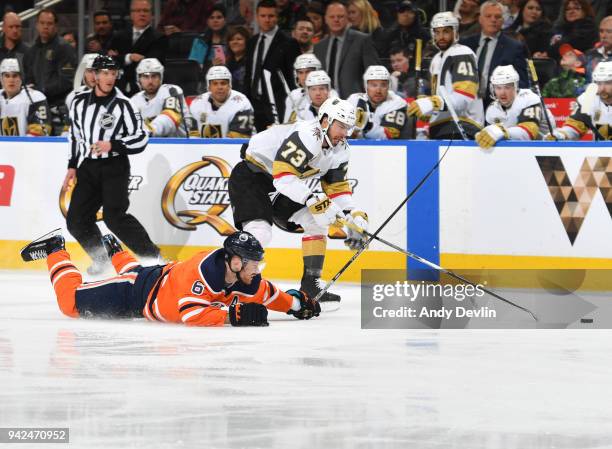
[224,231,264,262]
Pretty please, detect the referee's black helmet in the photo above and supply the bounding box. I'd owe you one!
[92,55,120,71]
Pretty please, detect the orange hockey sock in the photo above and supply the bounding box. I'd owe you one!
[111,250,140,274]
[47,250,81,318]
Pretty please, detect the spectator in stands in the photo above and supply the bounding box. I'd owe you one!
[454,0,481,37]
[23,9,76,113]
[0,12,28,66]
[508,0,552,57]
[389,46,429,98]
[306,2,326,45]
[109,0,167,95]
[62,32,77,49]
[86,10,115,54]
[347,0,386,56]
[585,16,612,82]
[226,26,251,94]
[188,4,228,73]
[277,0,306,32]
[383,1,430,62]
[292,18,315,53]
[158,0,213,34]
[550,0,598,59]
[542,43,587,97]
[244,0,301,131]
[461,0,529,108]
[313,1,380,99]
[501,0,520,28]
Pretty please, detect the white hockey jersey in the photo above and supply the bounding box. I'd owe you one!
[486,89,556,139]
[429,43,484,136]
[283,87,339,123]
[0,88,50,136]
[347,90,410,139]
[244,119,355,208]
[556,84,612,140]
[131,84,192,137]
[189,89,254,138]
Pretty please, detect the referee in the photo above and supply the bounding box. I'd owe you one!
[62,55,160,274]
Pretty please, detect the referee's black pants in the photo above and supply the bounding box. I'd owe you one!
[66,156,160,263]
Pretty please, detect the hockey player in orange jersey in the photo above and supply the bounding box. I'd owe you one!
[20,230,320,326]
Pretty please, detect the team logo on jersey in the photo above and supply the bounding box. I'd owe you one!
[99,113,116,129]
[1,117,19,136]
[161,156,236,234]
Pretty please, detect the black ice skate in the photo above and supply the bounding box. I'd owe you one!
[20,229,65,262]
[102,234,123,258]
[300,274,341,302]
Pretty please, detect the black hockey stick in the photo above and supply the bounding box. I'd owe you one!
[526,59,556,138]
[313,140,454,303]
[339,219,538,321]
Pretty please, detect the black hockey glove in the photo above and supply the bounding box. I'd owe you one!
[286,289,321,320]
[229,302,269,326]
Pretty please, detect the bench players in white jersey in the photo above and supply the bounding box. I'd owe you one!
[408,12,483,139]
[66,54,98,110]
[476,65,556,149]
[0,58,51,136]
[287,70,337,122]
[545,61,612,141]
[228,98,368,302]
[284,54,322,124]
[131,58,195,137]
[189,66,254,138]
[347,65,411,139]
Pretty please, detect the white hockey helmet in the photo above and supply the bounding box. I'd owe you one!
[206,65,232,88]
[363,65,390,89]
[318,97,356,147]
[305,70,331,88]
[136,58,164,81]
[430,12,459,47]
[293,53,322,84]
[81,53,99,70]
[0,58,20,75]
[490,65,520,95]
[592,61,612,83]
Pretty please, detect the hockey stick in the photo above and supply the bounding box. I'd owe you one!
[437,85,469,141]
[411,38,424,139]
[526,59,556,138]
[339,218,539,321]
[263,69,280,125]
[313,140,454,303]
[169,86,190,138]
[23,86,49,136]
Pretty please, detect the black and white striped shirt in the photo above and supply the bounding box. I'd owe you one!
[68,87,149,168]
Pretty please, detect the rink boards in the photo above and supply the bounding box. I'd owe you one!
[1,137,612,282]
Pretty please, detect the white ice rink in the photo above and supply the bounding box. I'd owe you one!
[2,270,612,449]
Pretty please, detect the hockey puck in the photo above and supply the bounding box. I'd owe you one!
[580,318,593,324]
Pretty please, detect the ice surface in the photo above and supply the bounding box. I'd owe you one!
[1,270,612,449]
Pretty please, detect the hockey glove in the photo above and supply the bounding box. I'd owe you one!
[343,210,369,251]
[544,129,569,141]
[229,302,269,326]
[306,193,343,228]
[286,289,321,320]
[407,95,443,119]
[475,124,508,149]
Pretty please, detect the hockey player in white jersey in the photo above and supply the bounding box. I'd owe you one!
[476,65,556,149]
[545,61,612,141]
[287,70,337,122]
[284,54,322,123]
[407,12,483,139]
[190,66,254,138]
[0,58,51,136]
[66,53,98,109]
[228,98,368,302]
[347,65,411,139]
[131,58,195,137]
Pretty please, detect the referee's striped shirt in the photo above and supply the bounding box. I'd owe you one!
[68,87,149,169]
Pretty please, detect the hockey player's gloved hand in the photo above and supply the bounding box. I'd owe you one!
[306,193,343,228]
[343,210,369,251]
[286,289,321,320]
[475,124,508,149]
[544,129,568,141]
[407,95,443,118]
[229,302,269,326]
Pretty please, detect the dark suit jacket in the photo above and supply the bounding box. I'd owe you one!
[244,29,300,128]
[109,26,168,94]
[460,32,529,100]
[314,28,380,99]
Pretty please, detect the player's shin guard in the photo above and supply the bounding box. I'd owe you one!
[111,251,141,274]
[47,251,81,318]
[300,235,341,302]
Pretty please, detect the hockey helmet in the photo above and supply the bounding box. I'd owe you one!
[206,65,232,88]
[430,12,459,47]
[0,58,20,75]
[317,97,356,147]
[92,55,120,71]
[136,58,164,79]
[490,65,520,98]
[305,70,331,88]
[224,231,265,262]
[593,61,612,83]
[362,65,390,89]
[82,53,99,70]
[293,54,322,84]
